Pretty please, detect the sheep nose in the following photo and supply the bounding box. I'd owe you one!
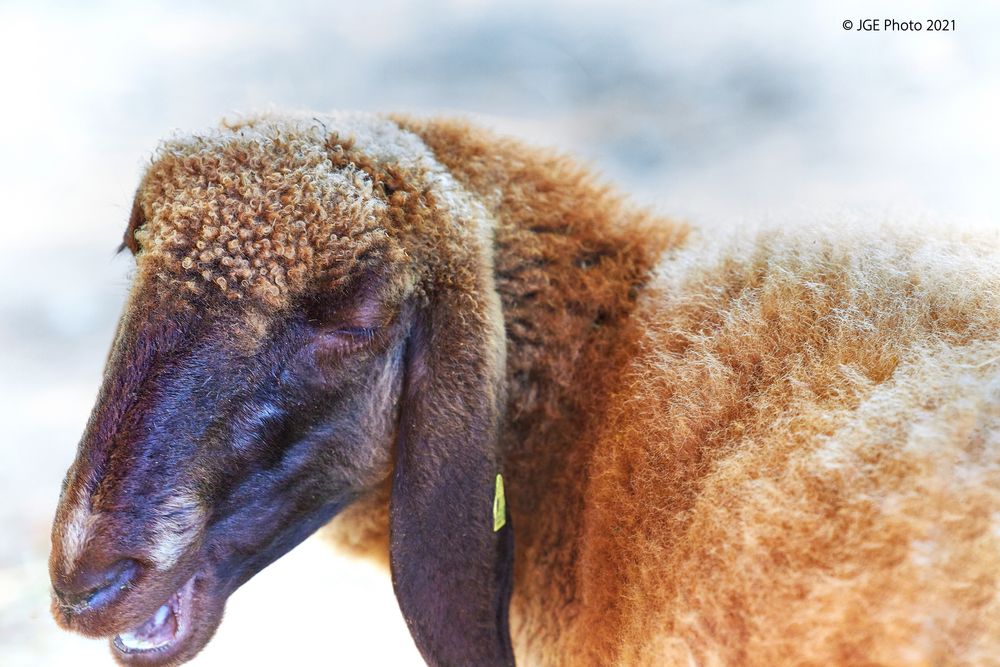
[52,558,140,612]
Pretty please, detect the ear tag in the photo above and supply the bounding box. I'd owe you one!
[493,473,507,532]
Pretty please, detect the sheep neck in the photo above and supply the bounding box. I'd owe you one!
[396,117,690,629]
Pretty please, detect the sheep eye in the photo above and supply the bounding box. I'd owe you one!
[334,327,375,340]
[322,327,376,352]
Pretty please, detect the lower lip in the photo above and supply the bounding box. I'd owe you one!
[112,574,197,660]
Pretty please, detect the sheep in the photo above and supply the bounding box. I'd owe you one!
[48,111,1000,667]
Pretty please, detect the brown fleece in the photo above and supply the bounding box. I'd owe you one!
[129,112,1000,666]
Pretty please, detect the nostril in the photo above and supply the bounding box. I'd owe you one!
[54,558,140,611]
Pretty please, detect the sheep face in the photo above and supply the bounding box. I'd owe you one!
[50,271,408,664]
[50,115,515,667]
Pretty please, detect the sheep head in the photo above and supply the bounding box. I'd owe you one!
[49,114,514,666]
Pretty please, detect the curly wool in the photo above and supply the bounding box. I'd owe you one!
[129,112,487,307]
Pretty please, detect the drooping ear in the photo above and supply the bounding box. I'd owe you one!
[389,268,515,666]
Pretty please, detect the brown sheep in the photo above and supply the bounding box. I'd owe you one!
[49,112,1000,666]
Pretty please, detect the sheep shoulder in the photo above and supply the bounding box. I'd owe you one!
[576,227,1000,665]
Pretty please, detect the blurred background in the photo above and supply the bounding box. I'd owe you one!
[0,0,997,664]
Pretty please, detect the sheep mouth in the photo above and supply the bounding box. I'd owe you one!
[110,574,217,665]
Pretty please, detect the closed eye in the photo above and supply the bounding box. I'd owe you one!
[334,327,375,340]
[321,327,378,353]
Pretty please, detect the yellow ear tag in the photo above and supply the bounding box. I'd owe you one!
[493,473,507,532]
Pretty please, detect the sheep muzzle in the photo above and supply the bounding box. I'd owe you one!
[50,272,405,665]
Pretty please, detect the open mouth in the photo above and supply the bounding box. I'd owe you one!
[111,575,198,662]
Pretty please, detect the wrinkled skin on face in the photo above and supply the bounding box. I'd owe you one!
[50,272,408,664]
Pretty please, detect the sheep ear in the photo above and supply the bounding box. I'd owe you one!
[389,279,515,667]
[119,195,144,254]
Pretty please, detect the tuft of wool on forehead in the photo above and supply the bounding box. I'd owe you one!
[130,115,413,307]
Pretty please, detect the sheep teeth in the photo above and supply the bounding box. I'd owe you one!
[115,602,175,651]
